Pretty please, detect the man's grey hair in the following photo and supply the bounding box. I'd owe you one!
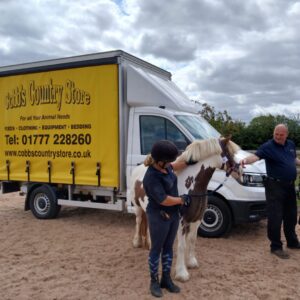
[274,123,289,132]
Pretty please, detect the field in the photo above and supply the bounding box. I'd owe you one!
[1,193,300,300]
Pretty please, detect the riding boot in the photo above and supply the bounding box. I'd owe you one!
[150,275,163,297]
[160,272,180,293]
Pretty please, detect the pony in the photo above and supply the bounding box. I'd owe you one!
[129,137,241,282]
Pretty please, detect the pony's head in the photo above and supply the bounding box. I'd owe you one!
[218,137,242,179]
[179,137,241,178]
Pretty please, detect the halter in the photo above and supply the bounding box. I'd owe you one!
[188,140,240,198]
[219,139,240,177]
[188,170,239,198]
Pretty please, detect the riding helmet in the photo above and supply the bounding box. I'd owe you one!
[151,140,179,163]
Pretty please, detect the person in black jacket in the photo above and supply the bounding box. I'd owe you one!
[240,124,300,259]
[143,140,191,297]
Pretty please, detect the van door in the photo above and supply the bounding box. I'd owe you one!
[126,107,191,212]
[127,108,190,171]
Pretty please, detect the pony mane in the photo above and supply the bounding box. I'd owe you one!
[226,140,240,157]
[180,138,222,162]
[179,138,241,163]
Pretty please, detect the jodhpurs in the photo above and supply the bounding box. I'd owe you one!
[264,178,298,250]
[147,209,179,278]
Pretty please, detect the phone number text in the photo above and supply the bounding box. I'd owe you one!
[5,133,92,145]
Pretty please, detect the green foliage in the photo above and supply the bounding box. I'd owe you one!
[198,103,300,150]
[199,103,246,138]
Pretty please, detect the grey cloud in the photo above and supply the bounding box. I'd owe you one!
[0,0,125,66]
[0,2,48,39]
[202,44,300,93]
[134,0,269,53]
[140,33,197,61]
[135,0,267,29]
[187,32,300,118]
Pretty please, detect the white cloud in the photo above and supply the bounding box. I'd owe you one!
[0,0,300,122]
[251,101,300,117]
[288,2,300,15]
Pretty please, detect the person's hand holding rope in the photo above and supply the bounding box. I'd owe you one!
[180,194,192,215]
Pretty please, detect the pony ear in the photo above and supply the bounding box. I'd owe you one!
[221,135,232,144]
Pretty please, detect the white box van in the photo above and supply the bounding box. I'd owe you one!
[0,50,266,237]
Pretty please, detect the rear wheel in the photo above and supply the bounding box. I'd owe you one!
[198,195,232,238]
[29,185,61,219]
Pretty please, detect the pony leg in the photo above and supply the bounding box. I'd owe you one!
[145,226,151,250]
[132,206,143,248]
[175,223,190,282]
[186,221,200,269]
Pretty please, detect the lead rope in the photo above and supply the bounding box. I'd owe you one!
[189,163,240,198]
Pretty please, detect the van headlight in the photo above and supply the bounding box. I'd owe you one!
[241,173,266,187]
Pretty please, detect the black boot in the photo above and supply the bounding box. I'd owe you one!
[150,275,163,297]
[160,272,180,293]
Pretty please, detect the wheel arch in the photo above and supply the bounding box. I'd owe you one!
[210,191,235,223]
[25,183,45,211]
[198,193,233,238]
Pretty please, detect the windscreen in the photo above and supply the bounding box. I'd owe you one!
[175,115,220,140]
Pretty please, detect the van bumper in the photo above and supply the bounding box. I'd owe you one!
[229,200,267,224]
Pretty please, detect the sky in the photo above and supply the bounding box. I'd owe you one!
[1,0,300,123]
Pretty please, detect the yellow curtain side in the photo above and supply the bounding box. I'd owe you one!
[0,65,119,187]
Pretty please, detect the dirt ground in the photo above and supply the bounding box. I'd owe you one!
[1,193,300,300]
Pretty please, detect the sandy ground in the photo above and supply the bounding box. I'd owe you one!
[1,193,300,300]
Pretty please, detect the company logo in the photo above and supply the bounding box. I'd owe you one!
[5,85,26,109]
[5,79,91,111]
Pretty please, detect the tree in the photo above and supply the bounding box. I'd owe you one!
[244,115,300,149]
[197,103,300,149]
[198,103,246,145]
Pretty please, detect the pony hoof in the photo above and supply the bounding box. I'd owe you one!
[132,239,142,248]
[187,259,199,269]
[175,272,190,282]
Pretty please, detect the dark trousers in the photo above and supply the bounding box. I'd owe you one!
[147,209,179,278]
[264,178,298,250]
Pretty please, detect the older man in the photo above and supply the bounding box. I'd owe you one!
[240,124,300,259]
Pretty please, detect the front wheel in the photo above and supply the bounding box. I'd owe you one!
[29,185,61,219]
[198,196,232,238]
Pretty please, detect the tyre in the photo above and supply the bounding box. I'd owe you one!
[29,185,61,219]
[198,195,232,238]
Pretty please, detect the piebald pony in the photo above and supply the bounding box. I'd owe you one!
[129,137,240,282]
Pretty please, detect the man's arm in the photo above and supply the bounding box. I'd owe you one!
[239,154,260,167]
[296,157,300,166]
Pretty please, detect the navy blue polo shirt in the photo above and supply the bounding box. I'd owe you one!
[143,165,180,213]
[255,139,297,181]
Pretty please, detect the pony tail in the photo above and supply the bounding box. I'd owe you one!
[144,154,155,166]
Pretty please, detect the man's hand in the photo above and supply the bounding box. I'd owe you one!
[239,159,247,168]
[240,154,260,168]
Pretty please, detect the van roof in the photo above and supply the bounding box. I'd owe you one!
[0,50,171,79]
